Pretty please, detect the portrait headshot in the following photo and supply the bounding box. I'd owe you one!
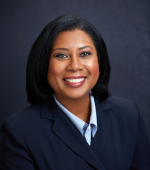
[0,1,150,170]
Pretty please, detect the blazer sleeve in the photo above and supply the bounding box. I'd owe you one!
[131,104,150,170]
[0,119,36,170]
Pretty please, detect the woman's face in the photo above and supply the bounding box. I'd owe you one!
[47,29,99,100]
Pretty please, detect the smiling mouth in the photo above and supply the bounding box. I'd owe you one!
[63,77,86,87]
[64,78,85,83]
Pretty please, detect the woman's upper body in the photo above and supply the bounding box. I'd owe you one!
[0,15,150,169]
[0,95,150,170]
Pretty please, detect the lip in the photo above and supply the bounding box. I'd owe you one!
[63,76,86,79]
[63,76,86,87]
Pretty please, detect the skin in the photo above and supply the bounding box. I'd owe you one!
[47,29,99,123]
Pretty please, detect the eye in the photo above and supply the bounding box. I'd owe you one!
[55,53,68,58]
[80,52,91,57]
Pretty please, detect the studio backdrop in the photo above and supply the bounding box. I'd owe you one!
[0,0,150,139]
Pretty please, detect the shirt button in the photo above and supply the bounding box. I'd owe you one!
[88,126,91,130]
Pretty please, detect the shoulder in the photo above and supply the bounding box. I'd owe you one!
[98,95,141,126]
[2,100,55,136]
[1,103,41,139]
[7,103,41,126]
[106,95,139,115]
[96,96,146,140]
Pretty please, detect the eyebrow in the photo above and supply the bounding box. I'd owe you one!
[53,48,69,52]
[78,46,93,50]
[52,46,93,52]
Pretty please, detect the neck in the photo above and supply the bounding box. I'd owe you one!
[54,93,91,123]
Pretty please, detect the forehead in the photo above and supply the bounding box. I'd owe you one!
[52,29,96,49]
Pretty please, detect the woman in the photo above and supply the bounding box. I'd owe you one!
[0,15,150,170]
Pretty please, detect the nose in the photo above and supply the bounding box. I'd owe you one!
[66,54,84,72]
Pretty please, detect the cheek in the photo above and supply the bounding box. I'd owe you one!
[47,59,66,87]
[48,64,58,77]
[47,60,60,86]
[87,57,99,77]
[92,62,99,75]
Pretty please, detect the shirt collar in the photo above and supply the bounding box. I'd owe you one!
[90,95,97,137]
[53,94,97,137]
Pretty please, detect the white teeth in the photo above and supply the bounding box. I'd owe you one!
[65,78,85,83]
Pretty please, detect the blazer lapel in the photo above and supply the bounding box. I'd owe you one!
[41,97,106,170]
[91,98,110,159]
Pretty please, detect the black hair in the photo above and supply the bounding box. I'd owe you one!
[26,15,111,104]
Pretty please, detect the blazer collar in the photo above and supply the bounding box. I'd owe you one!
[40,98,56,120]
[40,96,111,119]
[40,97,111,170]
[91,98,111,159]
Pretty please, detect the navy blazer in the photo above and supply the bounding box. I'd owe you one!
[0,96,150,170]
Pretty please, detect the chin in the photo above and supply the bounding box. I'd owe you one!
[64,91,90,100]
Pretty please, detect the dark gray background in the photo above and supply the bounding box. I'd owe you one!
[0,0,150,138]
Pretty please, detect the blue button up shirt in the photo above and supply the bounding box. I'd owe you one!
[53,95,97,145]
